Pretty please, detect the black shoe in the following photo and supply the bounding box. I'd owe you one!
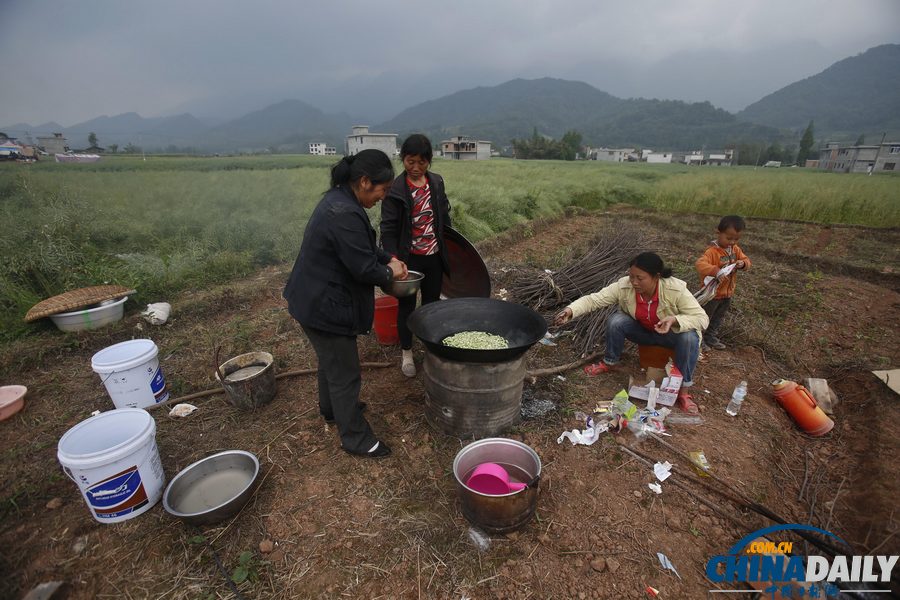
[323,402,367,424]
[343,440,391,458]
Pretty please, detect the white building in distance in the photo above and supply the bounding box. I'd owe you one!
[309,142,336,155]
[643,150,673,164]
[589,147,635,162]
[440,136,492,160]
[345,126,398,157]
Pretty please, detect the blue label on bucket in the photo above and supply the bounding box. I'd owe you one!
[86,465,149,519]
[150,367,168,403]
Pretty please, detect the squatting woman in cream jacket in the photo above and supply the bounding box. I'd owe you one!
[554,252,708,414]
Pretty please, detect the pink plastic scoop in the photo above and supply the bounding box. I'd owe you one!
[466,462,528,495]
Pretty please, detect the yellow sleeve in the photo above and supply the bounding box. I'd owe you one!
[568,280,621,319]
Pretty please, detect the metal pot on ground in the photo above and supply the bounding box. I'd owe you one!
[453,438,541,533]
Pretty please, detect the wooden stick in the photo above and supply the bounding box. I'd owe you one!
[526,351,601,379]
[616,443,747,530]
[631,436,849,556]
[146,362,391,411]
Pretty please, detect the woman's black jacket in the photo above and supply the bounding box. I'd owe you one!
[284,186,393,336]
[379,171,452,273]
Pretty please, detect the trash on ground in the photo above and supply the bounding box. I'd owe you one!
[629,362,681,407]
[539,331,559,346]
[871,369,900,395]
[664,412,704,425]
[169,403,198,417]
[613,390,639,421]
[653,461,673,482]
[558,412,609,446]
[806,377,838,414]
[141,302,172,325]
[647,482,662,494]
[21,580,64,600]
[555,375,566,381]
[468,527,491,552]
[688,450,710,477]
[657,552,681,579]
[646,585,660,598]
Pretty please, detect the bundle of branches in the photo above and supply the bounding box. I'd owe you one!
[509,226,654,355]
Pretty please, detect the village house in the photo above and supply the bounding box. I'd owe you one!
[345,126,398,157]
[36,132,68,155]
[642,149,673,164]
[817,141,900,173]
[440,136,492,160]
[705,150,734,166]
[684,151,705,165]
[589,147,635,162]
[0,133,39,161]
[308,142,336,156]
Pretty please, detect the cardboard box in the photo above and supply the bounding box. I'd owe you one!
[629,367,682,407]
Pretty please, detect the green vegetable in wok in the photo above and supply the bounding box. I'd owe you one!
[442,331,509,350]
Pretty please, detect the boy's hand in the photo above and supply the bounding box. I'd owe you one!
[736,260,746,269]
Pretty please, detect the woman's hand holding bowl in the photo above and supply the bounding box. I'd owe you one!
[389,257,408,280]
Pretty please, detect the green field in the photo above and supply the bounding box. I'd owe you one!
[1,155,898,341]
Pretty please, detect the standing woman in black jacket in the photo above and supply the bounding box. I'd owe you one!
[284,149,407,458]
[380,134,452,377]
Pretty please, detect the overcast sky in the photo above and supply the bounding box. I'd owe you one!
[1,0,898,127]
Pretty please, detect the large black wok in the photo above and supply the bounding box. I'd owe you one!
[407,298,547,363]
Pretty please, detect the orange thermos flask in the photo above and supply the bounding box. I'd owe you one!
[771,379,834,436]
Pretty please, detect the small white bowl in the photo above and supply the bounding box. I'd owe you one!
[49,296,128,332]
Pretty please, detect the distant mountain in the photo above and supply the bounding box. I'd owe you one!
[380,78,621,141]
[66,112,212,149]
[738,44,900,137]
[9,45,898,153]
[378,77,779,149]
[203,99,353,151]
[1,113,210,150]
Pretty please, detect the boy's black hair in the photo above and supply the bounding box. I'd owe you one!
[718,215,746,232]
[400,134,433,163]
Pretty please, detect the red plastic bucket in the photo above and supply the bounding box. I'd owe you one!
[373,296,399,345]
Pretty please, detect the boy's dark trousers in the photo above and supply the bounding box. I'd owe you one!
[703,297,732,343]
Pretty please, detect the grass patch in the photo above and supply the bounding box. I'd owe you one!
[2,156,897,344]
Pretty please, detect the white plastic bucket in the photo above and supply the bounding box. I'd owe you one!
[57,408,166,523]
[91,339,169,409]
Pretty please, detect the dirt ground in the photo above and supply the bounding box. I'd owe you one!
[1,206,899,599]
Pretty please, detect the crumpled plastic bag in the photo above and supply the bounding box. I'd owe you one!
[557,414,609,446]
[141,302,171,325]
[168,403,197,417]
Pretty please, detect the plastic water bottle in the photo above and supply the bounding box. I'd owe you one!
[726,381,748,416]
